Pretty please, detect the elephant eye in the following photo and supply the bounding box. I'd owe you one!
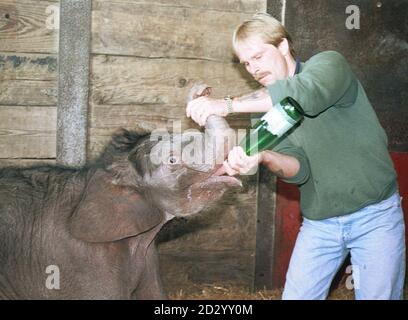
[167,155,179,165]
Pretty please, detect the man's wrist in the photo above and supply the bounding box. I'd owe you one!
[260,150,274,165]
[259,151,267,164]
[224,95,234,115]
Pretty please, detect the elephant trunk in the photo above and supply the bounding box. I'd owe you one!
[187,83,235,173]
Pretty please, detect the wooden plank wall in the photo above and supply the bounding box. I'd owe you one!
[0,0,59,167]
[88,0,265,158]
[88,0,266,292]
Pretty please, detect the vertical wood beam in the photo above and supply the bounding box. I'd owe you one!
[253,0,285,291]
[57,0,91,166]
[254,166,277,290]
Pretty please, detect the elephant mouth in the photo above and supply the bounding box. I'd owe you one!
[196,164,242,189]
[169,170,241,217]
[198,174,242,189]
[184,174,241,213]
[186,164,241,201]
[211,164,228,177]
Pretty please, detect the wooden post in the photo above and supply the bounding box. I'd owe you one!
[253,166,277,290]
[252,0,286,291]
[57,0,91,166]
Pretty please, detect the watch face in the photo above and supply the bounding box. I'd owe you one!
[224,96,233,113]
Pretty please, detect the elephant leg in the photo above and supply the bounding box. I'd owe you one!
[132,244,167,300]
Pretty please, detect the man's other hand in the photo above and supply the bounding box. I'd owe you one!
[223,146,263,176]
[186,97,228,127]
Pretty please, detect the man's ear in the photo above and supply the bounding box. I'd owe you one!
[277,38,290,56]
[69,169,163,243]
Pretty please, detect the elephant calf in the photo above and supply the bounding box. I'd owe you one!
[0,109,240,299]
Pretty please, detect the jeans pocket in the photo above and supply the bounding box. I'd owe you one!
[372,192,401,212]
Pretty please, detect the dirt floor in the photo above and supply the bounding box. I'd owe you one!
[169,282,408,300]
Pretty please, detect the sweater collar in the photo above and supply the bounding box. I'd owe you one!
[294,58,301,75]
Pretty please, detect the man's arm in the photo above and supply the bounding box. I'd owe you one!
[260,150,300,179]
[267,51,358,116]
[231,87,273,113]
[222,145,303,179]
[186,87,273,126]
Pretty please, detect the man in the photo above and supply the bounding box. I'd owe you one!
[186,13,405,300]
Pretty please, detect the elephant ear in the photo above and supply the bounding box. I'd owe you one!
[69,170,163,243]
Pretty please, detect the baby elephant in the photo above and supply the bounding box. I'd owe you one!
[0,103,240,299]
[0,124,240,299]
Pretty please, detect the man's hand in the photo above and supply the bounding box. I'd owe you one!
[186,97,228,127]
[223,146,263,176]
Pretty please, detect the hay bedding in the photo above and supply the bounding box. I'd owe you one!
[169,283,407,300]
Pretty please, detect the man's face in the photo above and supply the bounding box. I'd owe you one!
[236,35,289,86]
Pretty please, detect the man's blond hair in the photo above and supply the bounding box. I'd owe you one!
[233,13,296,58]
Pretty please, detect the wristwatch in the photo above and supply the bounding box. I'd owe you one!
[224,95,234,114]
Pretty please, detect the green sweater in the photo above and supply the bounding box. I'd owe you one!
[267,51,397,220]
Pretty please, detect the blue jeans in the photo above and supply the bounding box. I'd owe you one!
[282,192,406,300]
